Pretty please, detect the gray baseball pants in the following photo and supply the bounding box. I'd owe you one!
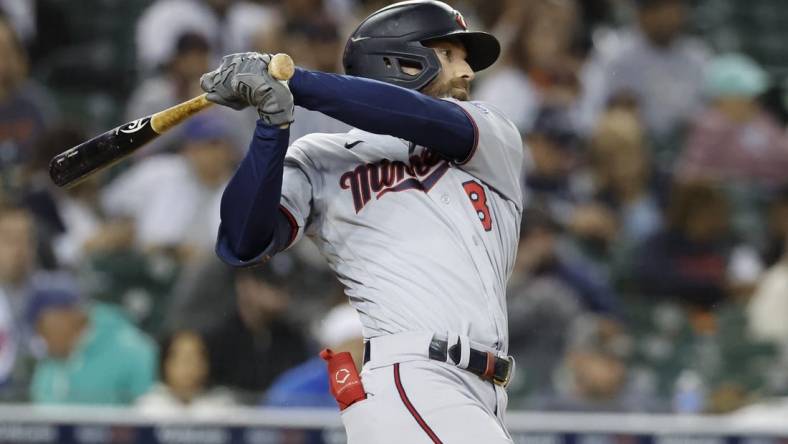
[340,332,514,443]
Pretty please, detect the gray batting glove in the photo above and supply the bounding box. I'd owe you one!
[200,53,253,110]
[200,52,295,126]
[232,58,295,126]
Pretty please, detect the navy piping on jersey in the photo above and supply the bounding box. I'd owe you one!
[393,363,443,443]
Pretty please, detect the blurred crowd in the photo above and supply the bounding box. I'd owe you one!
[1,0,788,418]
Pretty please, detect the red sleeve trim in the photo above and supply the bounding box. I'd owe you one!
[278,205,299,248]
[454,103,479,166]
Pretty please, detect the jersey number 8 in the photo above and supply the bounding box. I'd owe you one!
[462,181,492,231]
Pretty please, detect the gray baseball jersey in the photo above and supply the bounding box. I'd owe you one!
[279,99,523,354]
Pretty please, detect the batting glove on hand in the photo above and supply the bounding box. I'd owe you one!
[200,53,251,110]
[200,52,295,127]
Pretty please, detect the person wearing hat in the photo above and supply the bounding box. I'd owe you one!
[28,285,157,405]
[677,53,788,188]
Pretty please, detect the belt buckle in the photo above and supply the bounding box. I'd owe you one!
[493,355,514,388]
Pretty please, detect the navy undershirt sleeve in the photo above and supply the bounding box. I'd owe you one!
[289,68,475,160]
[216,121,292,264]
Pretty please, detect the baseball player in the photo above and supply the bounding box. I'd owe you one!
[200,1,523,442]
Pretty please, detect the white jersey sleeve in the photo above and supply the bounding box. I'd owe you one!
[448,99,523,208]
[277,143,319,248]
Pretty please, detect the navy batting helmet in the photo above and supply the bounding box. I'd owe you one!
[342,0,500,90]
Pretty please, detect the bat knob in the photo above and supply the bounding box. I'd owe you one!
[268,53,295,81]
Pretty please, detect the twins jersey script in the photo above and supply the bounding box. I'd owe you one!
[280,99,523,353]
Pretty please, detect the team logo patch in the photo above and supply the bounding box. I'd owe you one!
[335,368,351,384]
[455,12,468,30]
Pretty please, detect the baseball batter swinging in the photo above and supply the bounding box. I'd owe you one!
[200,1,523,442]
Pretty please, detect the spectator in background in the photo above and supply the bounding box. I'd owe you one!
[0,203,38,315]
[127,32,213,134]
[0,0,35,43]
[588,108,662,244]
[247,2,350,143]
[79,234,180,337]
[264,302,363,408]
[762,186,788,267]
[0,14,58,192]
[0,262,13,390]
[126,32,256,155]
[747,188,788,346]
[633,180,762,311]
[206,264,309,402]
[18,125,105,268]
[0,203,22,389]
[137,330,234,416]
[100,113,237,260]
[748,251,788,349]
[546,314,638,412]
[279,6,341,72]
[29,285,156,405]
[135,0,277,74]
[579,0,709,141]
[476,0,583,133]
[523,107,585,225]
[507,208,620,406]
[677,54,788,188]
[0,202,49,384]
[523,107,619,287]
[283,18,351,142]
[164,256,237,334]
[0,203,74,397]
[165,248,332,334]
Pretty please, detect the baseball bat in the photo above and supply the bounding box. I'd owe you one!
[49,53,295,188]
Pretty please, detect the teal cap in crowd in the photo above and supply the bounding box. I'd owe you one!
[706,53,769,98]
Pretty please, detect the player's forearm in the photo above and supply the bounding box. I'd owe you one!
[219,121,290,261]
[290,68,474,160]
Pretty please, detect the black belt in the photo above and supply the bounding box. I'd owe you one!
[363,338,513,387]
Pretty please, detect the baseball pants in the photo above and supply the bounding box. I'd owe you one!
[340,332,513,444]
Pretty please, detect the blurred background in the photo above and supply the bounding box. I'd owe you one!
[1,0,788,441]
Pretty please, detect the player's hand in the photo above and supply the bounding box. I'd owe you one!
[200,52,295,127]
[200,53,252,110]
